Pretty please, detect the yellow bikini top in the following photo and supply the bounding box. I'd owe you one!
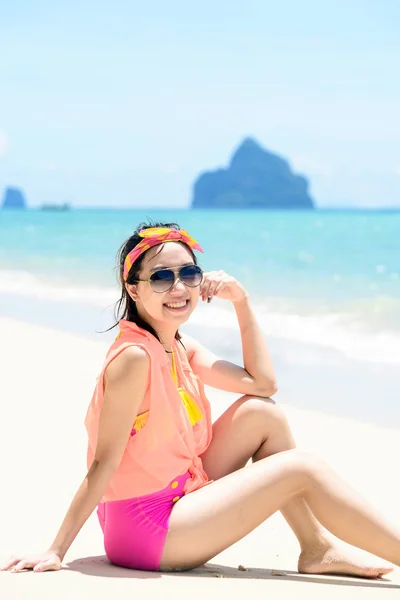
[170,349,204,426]
[130,346,203,435]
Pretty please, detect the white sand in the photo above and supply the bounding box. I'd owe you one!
[0,317,399,599]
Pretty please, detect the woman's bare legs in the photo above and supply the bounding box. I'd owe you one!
[160,396,399,575]
[199,396,392,577]
[202,396,328,551]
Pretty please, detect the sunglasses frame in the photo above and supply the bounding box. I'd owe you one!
[135,264,204,293]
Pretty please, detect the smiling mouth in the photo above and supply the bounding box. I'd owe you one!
[164,299,190,310]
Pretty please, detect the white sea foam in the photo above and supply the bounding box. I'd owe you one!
[0,269,117,306]
[1,269,400,365]
[187,301,400,366]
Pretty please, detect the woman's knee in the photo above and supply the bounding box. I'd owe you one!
[237,395,288,426]
[287,448,328,488]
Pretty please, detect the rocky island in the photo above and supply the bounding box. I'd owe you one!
[191,138,315,209]
[2,186,27,209]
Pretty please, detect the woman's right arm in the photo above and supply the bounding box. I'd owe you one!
[1,345,150,573]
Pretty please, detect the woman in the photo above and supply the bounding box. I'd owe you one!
[2,221,400,577]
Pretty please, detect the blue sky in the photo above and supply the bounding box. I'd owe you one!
[1,0,400,208]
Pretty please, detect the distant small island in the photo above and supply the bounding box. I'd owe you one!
[191,137,315,209]
[0,187,72,211]
[1,186,27,209]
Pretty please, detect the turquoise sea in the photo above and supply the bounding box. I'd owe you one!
[1,208,399,364]
[1,207,399,427]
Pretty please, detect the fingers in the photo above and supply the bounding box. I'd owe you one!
[207,278,221,297]
[1,552,61,573]
[201,270,225,301]
[0,555,19,571]
[0,555,28,572]
[201,270,244,304]
[8,559,33,573]
[33,558,59,572]
[215,280,227,297]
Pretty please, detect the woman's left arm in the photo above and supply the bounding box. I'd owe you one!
[231,294,278,396]
[184,271,278,398]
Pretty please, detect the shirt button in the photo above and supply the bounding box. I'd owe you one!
[171,481,179,489]
[172,496,180,503]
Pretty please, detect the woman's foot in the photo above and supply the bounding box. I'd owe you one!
[298,540,394,579]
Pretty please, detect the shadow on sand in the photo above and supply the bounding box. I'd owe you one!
[66,556,399,589]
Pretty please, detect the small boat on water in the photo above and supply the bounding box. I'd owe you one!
[39,203,71,211]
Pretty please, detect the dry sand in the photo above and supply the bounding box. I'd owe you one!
[0,317,399,599]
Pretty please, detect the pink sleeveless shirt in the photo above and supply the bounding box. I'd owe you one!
[84,319,213,502]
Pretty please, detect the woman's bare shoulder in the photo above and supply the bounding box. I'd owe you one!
[105,345,150,383]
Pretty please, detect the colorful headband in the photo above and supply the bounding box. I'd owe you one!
[123,227,204,281]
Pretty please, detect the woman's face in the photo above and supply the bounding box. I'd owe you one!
[128,242,201,326]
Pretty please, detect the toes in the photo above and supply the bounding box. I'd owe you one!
[356,565,393,579]
[298,553,394,579]
[378,566,394,575]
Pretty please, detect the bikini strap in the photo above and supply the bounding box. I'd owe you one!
[170,348,178,386]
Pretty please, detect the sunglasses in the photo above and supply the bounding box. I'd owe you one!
[136,264,203,293]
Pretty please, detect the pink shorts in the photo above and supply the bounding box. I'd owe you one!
[96,471,191,571]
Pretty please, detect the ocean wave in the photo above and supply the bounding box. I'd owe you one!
[192,303,400,365]
[0,269,117,307]
[1,269,400,365]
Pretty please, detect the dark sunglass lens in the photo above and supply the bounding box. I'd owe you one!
[180,265,202,287]
[150,269,174,292]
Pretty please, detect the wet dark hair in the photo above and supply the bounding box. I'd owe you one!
[107,220,197,345]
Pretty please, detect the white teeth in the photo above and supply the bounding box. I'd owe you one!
[165,301,187,308]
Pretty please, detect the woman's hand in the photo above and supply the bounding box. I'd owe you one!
[1,550,62,573]
[200,270,249,304]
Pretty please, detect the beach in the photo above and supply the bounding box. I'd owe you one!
[2,0,400,595]
[1,316,399,599]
